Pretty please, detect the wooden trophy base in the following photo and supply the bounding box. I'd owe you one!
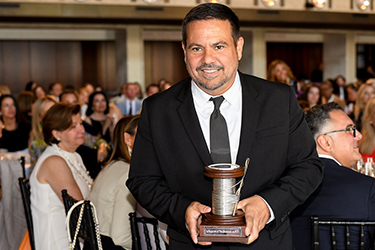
[198,210,248,243]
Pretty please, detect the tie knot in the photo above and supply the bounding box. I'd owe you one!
[210,96,224,111]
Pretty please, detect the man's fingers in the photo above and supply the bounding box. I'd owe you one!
[237,196,270,244]
[185,201,211,244]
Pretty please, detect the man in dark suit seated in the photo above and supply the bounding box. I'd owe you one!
[290,102,375,250]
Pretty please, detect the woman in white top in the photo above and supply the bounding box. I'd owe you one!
[30,103,93,250]
[89,115,139,250]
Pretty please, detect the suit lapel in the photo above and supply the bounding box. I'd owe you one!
[236,73,261,165]
[177,80,212,166]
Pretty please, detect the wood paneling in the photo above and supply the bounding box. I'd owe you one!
[145,41,188,85]
[56,41,82,87]
[2,41,30,92]
[30,41,57,90]
[267,42,323,80]
[0,40,115,95]
[82,41,98,86]
[97,41,116,91]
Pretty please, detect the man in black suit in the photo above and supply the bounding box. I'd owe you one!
[126,3,324,249]
[290,102,375,249]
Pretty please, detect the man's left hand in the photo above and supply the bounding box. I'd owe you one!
[237,195,270,244]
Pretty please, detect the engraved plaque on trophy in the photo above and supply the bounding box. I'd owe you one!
[198,163,249,243]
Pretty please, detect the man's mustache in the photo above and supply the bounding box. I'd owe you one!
[196,63,223,71]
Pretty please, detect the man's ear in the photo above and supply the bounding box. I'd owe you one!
[316,134,333,153]
[181,42,187,64]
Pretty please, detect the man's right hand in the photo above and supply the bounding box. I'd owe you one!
[185,201,212,245]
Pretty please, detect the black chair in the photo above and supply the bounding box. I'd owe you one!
[312,216,375,250]
[19,156,26,178]
[61,189,102,250]
[18,177,36,250]
[129,212,168,250]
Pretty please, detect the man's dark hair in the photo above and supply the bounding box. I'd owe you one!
[48,82,62,92]
[146,83,160,93]
[305,102,343,138]
[182,3,241,46]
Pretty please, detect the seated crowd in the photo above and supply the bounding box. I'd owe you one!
[0,80,166,250]
[1,64,375,250]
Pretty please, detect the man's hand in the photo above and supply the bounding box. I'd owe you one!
[185,201,212,245]
[237,196,271,244]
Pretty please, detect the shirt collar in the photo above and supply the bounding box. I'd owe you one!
[318,154,342,166]
[191,71,241,108]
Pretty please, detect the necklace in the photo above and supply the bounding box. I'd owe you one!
[53,144,93,189]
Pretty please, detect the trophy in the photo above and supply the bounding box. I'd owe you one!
[198,159,250,243]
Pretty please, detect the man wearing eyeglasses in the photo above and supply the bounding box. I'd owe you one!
[290,102,375,250]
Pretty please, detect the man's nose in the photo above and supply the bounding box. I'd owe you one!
[356,130,362,140]
[202,49,215,64]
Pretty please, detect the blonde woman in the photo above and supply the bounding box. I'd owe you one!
[354,83,375,132]
[267,59,296,87]
[29,96,57,167]
[89,115,139,249]
[359,98,375,159]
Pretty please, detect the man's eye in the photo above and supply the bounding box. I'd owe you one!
[215,45,224,50]
[192,47,201,52]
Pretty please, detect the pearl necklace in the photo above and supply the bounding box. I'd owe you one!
[53,144,93,189]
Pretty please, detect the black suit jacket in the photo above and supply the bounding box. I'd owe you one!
[127,72,324,249]
[290,157,375,250]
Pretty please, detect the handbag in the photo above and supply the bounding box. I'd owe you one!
[65,200,103,250]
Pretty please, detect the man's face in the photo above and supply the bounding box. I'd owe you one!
[51,83,63,97]
[327,110,362,167]
[320,83,333,99]
[182,19,244,96]
[61,93,78,105]
[126,84,138,100]
[147,86,159,97]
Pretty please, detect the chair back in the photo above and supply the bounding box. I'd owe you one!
[312,216,375,250]
[18,177,36,250]
[129,212,166,250]
[61,189,102,250]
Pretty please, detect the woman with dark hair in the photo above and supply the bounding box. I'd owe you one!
[33,85,47,99]
[16,90,36,123]
[0,95,31,152]
[30,103,92,250]
[298,84,322,111]
[89,115,139,249]
[84,91,112,144]
[25,81,37,92]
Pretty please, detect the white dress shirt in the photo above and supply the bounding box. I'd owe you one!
[191,72,242,163]
[191,71,275,223]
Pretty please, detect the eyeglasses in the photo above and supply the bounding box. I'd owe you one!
[324,126,356,138]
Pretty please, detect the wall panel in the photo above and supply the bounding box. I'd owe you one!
[2,41,30,93]
[56,41,83,87]
[30,41,57,90]
[146,41,187,86]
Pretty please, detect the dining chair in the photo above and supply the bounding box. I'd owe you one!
[311,216,375,250]
[18,177,36,250]
[129,212,168,250]
[61,189,102,250]
[0,155,29,250]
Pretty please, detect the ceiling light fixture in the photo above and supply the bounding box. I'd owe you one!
[312,0,326,8]
[356,0,370,11]
[205,0,224,3]
[143,0,160,3]
[305,0,326,9]
[261,0,278,7]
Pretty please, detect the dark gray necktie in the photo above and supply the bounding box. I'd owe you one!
[210,96,231,163]
[128,101,133,115]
